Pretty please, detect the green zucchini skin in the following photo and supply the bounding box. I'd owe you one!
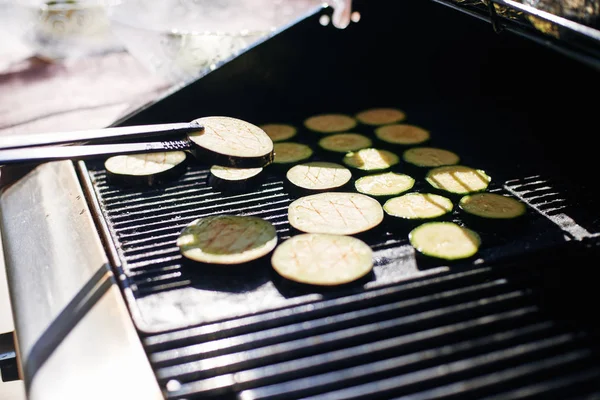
[458,192,529,232]
[189,145,274,169]
[409,221,481,265]
[382,192,454,231]
[354,172,415,203]
[425,165,492,199]
[105,152,189,188]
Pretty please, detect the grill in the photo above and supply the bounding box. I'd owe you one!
[3,0,600,399]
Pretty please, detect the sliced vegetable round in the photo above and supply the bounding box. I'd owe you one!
[355,172,415,197]
[288,192,384,235]
[260,123,297,142]
[355,107,406,125]
[375,124,430,146]
[210,165,263,181]
[343,148,400,171]
[384,192,453,220]
[459,192,526,219]
[273,142,313,164]
[409,221,481,261]
[286,161,352,191]
[304,113,357,133]
[403,147,460,167]
[177,215,278,265]
[271,233,373,286]
[426,165,491,195]
[318,133,372,153]
[105,151,187,187]
[189,116,274,168]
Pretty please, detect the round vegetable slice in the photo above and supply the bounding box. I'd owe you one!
[286,161,352,191]
[318,133,373,153]
[343,148,400,172]
[208,165,264,191]
[355,107,406,125]
[384,192,453,220]
[260,123,297,142]
[177,215,278,265]
[210,165,263,181]
[425,165,491,195]
[375,124,430,146]
[409,221,481,261]
[189,116,274,168]
[105,151,187,187]
[288,192,384,235]
[459,192,526,219]
[402,147,460,167]
[354,172,415,197]
[273,142,313,164]
[271,233,373,286]
[304,113,357,133]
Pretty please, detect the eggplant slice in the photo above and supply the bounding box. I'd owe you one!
[104,151,188,187]
[271,233,373,286]
[177,215,278,265]
[286,161,352,191]
[189,116,274,168]
[288,192,384,235]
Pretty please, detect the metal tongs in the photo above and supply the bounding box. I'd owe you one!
[0,121,204,166]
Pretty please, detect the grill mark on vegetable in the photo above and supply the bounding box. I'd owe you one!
[330,200,349,227]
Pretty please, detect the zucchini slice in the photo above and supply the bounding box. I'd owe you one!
[355,107,406,125]
[208,165,264,191]
[425,165,491,195]
[318,133,373,153]
[271,233,373,286]
[286,161,352,191]
[375,124,430,146]
[343,148,400,172]
[288,192,384,235]
[303,113,357,133]
[177,215,278,265]
[273,142,313,164]
[105,151,187,187]
[459,192,526,219]
[409,221,481,261]
[402,147,460,168]
[354,172,415,197]
[383,192,453,220]
[189,116,274,168]
[260,123,297,142]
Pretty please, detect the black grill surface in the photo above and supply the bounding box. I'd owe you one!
[80,1,600,398]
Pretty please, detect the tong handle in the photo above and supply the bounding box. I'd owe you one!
[0,121,203,150]
[0,140,192,166]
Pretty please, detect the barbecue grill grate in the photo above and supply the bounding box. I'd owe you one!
[80,154,600,399]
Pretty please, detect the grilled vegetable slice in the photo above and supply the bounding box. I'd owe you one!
[459,192,526,219]
[354,172,415,197]
[425,165,491,195]
[273,142,313,164]
[286,161,352,191]
[177,215,278,265]
[343,148,400,172]
[189,116,274,168]
[288,192,384,235]
[304,113,357,133]
[105,151,187,187]
[271,233,373,286]
[209,165,264,191]
[409,221,481,261]
[375,124,430,146]
[355,107,406,125]
[402,147,460,168]
[260,123,297,142]
[318,133,372,153]
[384,192,453,220]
